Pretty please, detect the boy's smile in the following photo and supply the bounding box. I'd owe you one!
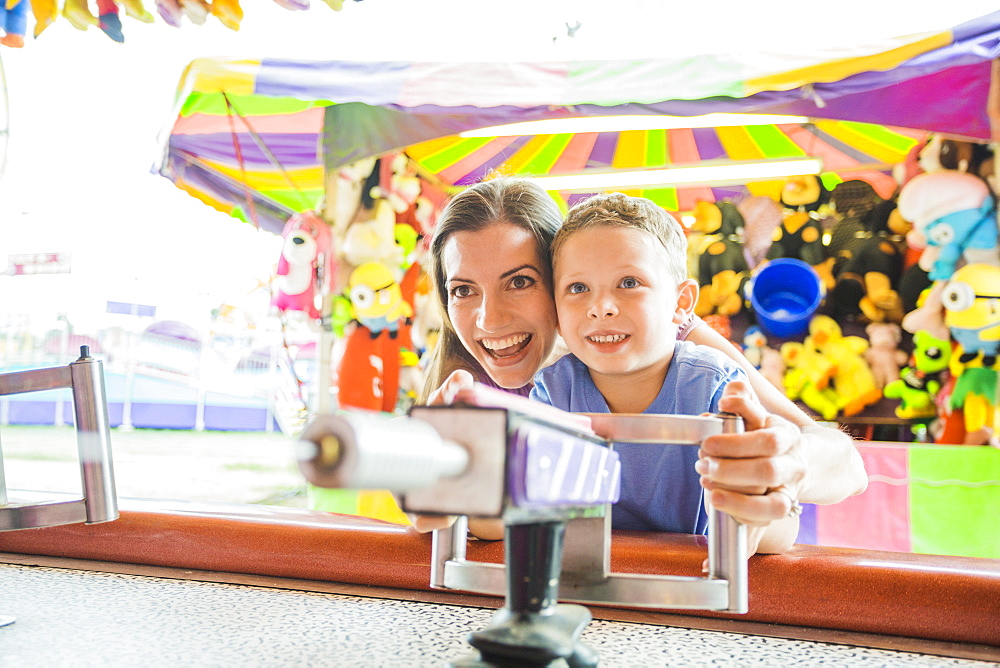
[553,225,694,410]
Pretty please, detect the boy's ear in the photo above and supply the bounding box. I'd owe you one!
[673,278,698,323]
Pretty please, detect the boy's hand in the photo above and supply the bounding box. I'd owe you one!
[696,380,805,555]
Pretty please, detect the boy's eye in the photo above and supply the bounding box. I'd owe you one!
[568,282,588,294]
[510,274,535,290]
[620,277,641,289]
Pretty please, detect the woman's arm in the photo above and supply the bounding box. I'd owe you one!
[688,321,868,509]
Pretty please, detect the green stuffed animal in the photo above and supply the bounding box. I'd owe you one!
[883,330,952,419]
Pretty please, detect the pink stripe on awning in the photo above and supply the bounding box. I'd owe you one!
[171,108,325,135]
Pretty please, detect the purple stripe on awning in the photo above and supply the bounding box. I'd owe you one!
[587,132,619,169]
[692,127,726,161]
[170,133,320,169]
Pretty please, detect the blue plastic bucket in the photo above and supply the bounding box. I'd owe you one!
[746,258,823,339]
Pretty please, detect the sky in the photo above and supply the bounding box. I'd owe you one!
[1,1,997,336]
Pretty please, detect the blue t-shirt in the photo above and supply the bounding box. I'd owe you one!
[530,340,746,534]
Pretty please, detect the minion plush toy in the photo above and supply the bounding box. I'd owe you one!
[942,263,1000,367]
[941,263,1000,443]
[348,262,414,339]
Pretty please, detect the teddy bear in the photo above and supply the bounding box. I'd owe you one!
[691,201,750,317]
[864,322,908,389]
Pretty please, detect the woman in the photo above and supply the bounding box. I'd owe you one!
[417,177,868,545]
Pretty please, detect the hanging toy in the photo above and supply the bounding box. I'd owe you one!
[348,262,413,339]
[271,211,335,320]
[897,170,999,283]
[0,0,28,47]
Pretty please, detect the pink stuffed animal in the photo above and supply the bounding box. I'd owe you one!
[271,211,335,319]
[864,322,908,389]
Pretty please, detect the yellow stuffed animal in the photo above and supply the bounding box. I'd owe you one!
[806,315,883,416]
[780,341,839,420]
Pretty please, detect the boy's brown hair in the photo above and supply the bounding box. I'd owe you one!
[552,192,689,285]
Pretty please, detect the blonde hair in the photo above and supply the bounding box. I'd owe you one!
[419,177,562,401]
[553,192,688,285]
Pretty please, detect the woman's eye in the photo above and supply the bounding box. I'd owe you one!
[568,282,588,294]
[620,277,640,289]
[510,274,535,290]
[450,284,473,299]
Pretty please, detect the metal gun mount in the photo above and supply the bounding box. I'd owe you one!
[0,346,118,628]
[298,403,746,667]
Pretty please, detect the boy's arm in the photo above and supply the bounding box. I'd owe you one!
[689,321,867,505]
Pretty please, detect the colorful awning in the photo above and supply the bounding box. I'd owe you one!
[156,10,1000,231]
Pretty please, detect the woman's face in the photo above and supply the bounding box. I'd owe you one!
[442,221,558,389]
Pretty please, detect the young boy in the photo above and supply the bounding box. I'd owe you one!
[529,192,750,535]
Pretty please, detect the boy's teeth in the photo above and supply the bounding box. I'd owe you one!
[589,334,627,343]
[482,333,528,350]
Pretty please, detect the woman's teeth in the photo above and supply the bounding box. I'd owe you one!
[481,333,529,356]
[588,334,627,343]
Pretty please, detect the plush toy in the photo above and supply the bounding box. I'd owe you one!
[826,180,883,278]
[271,211,335,320]
[941,264,1000,367]
[897,170,999,282]
[209,0,242,29]
[691,201,750,317]
[0,0,28,47]
[827,199,905,323]
[947,363,998,445]
[348,262,413,339]
[780,341,839,421]
[769,175,835,288]
[864,322,908,389]
[805,315,882,417]
[883,330,951,420]
[736,195,783,270]
[153,0,183,26]
[29,0,58,37]
[742,325,767,368]
[342,199,405,270]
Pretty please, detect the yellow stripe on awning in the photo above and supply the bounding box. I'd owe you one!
[186,58,261,95]
[716,126,766,161]
[612,130,648,169]
[745,31,953,94]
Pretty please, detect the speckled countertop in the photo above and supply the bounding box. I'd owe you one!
[1,563,994,668]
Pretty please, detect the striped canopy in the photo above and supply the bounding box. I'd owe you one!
[157,10,1000,232]
[404,119,928,213]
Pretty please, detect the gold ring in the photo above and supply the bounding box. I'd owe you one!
[770,486,803,518]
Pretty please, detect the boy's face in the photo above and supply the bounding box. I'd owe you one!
[553,225,694,385]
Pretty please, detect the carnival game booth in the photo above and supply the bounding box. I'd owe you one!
[5,8,1000,666]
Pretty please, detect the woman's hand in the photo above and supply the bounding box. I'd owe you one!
[696,379,805,554]
[425,369,476,406]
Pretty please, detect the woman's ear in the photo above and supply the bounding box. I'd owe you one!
[674,278,699,323]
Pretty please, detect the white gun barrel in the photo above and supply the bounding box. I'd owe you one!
[297,411,468,492]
